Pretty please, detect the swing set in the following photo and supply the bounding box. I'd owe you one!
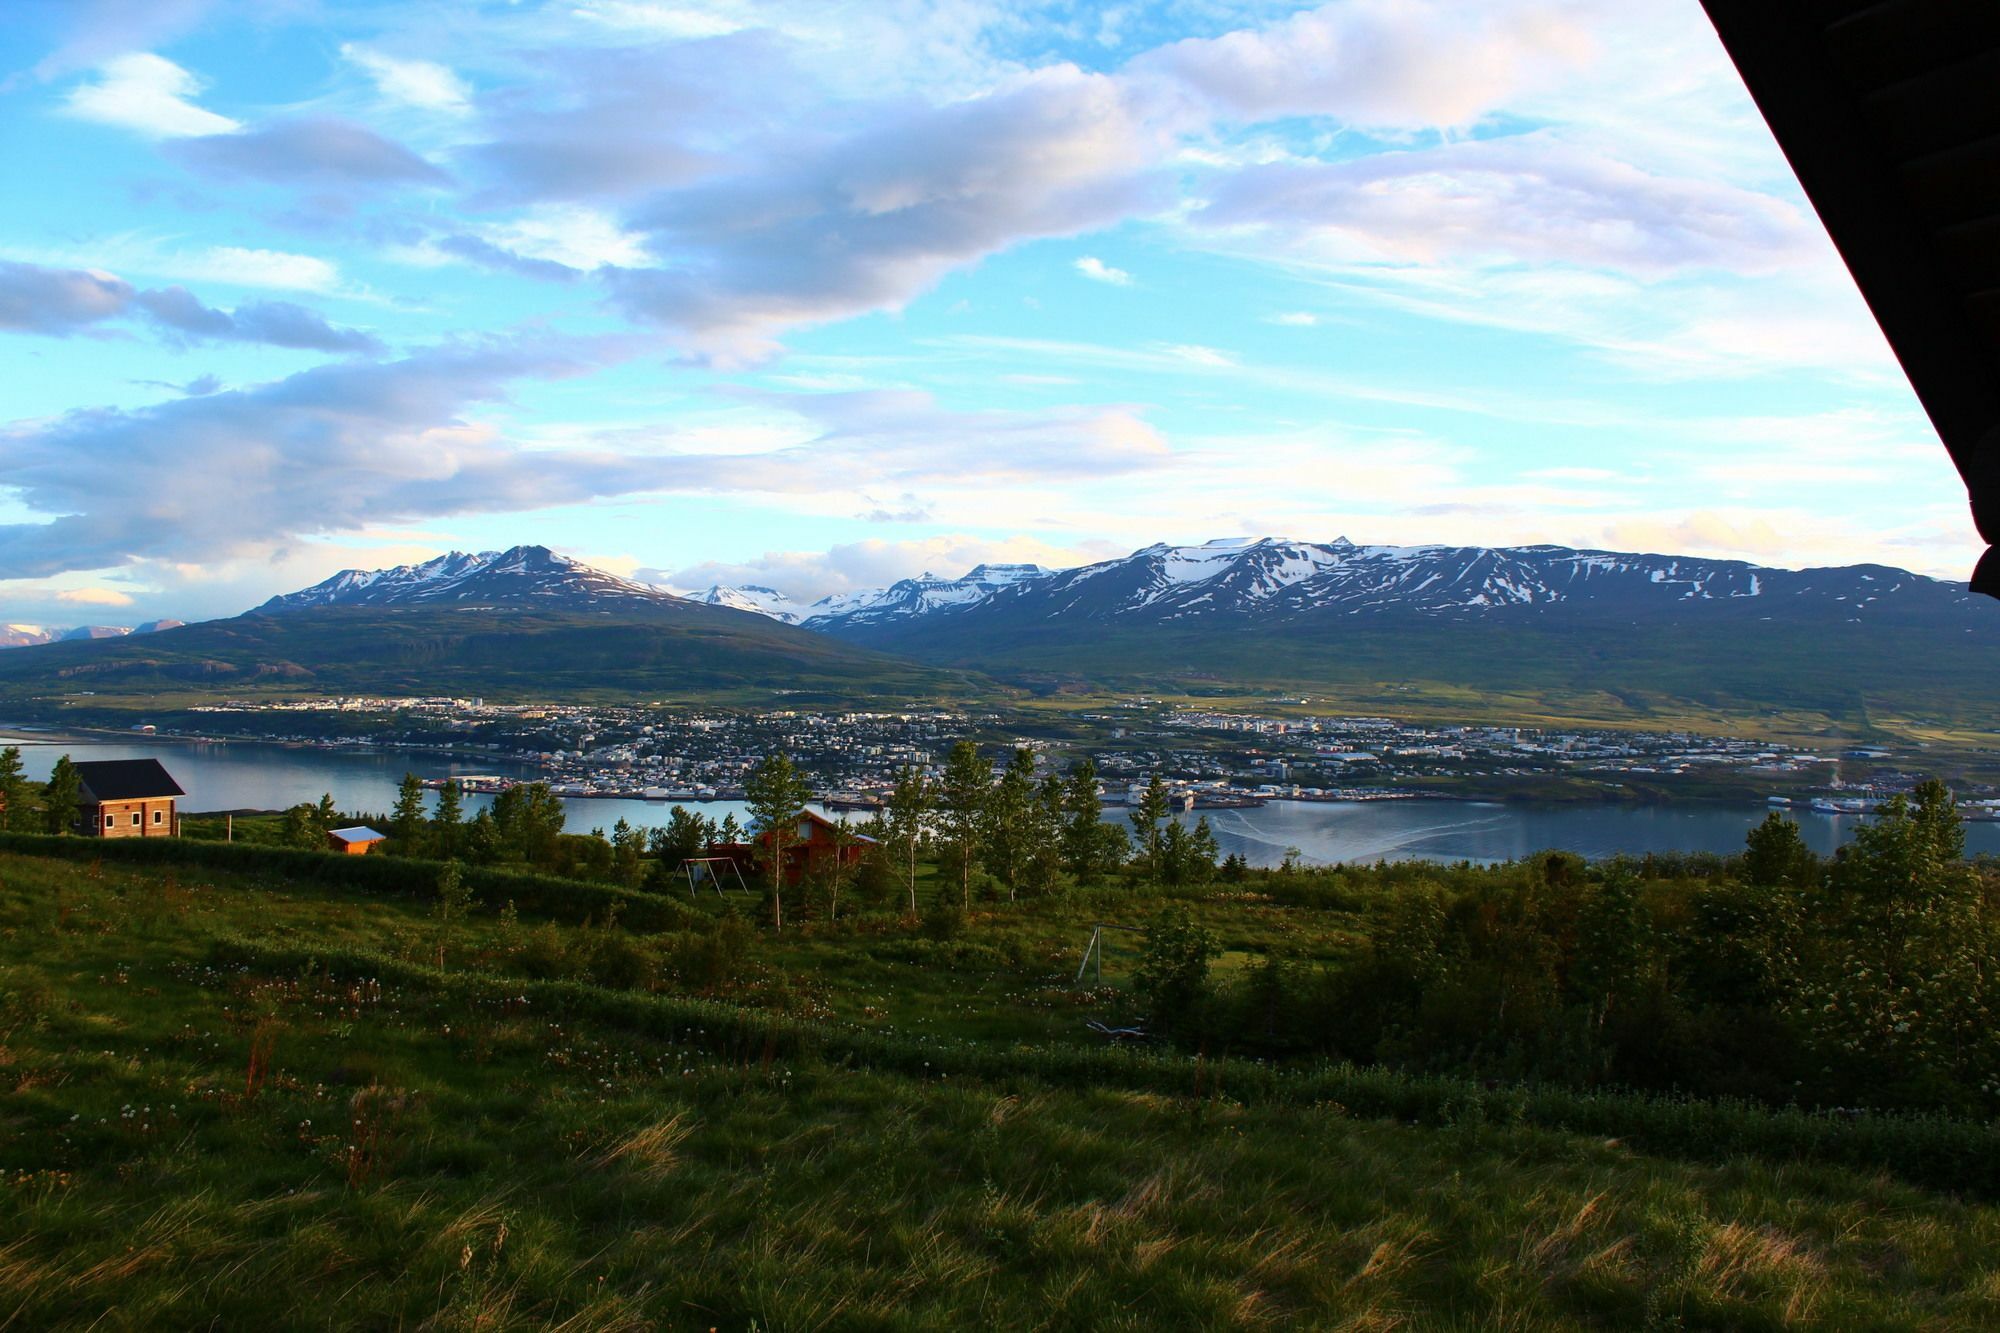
[1073,922,1145,985]
[676,856,750,898]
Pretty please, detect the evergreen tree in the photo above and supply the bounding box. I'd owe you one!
[647,806,716,891]
[463,809,500,864]
[982,747,1037,900]
[883,766,933,915]
[431,780,464,859]
[1189,816,1220,882]
[488,783,565,866]
[1061,760,1104,878]
[1744,812,1817,887]
[0,745,28,832]
[744,751,810,932]
[1129,774,1171,880]
[938,741,992,909]
[314,792,339,833]
[1156,815,1220,887]
[41,755,81,835]
[390,772,428,855]
[718,812,744,845]
[610,818,646,887]
[1158,819,1192,886]
[1022,771,1069,895]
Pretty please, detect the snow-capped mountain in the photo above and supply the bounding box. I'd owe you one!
[702,563,1056,630]
[258,546,692,614]
[688,584,801,624]
[798,563,1053,629]
[0,620,186,650]
[806,536,1988,644]
[0,624,56,649]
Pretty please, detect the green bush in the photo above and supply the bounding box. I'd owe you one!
[0,831,696,932]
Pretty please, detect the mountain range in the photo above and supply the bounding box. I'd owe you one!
[3,537,1995,728]
[699,537,1981,632]
[1,620,186,650]
[0,547,949,704]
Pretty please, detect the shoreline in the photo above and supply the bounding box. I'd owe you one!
[0,722,1897,817]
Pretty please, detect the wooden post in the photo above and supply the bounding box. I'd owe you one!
[225,813,233,843]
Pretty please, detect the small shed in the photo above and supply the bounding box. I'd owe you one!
[74,759,184,838]
[327,826,389,856]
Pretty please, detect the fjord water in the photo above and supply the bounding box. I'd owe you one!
[9,731,1996,868]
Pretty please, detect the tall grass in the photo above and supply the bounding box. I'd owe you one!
[5,847,2000,1327]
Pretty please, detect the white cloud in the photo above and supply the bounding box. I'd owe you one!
[569,2,746,40]
[62,52,240,138]
[1268,311,1317,326]
[1197,134,1816,278]
[480,205,651,270]
[0,340,658,579]
[185,247,341,293]
[340,44,471,114]
[1074,255,1132,285]
[654,533,1106,604]
[55,585,135,606]
[604,62,1168,362]
[1,240,346,296]
[1132,0,1595,129]
[1160,342,1234,367]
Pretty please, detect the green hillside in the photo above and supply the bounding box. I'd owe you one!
[5,827,2000,1326]
[851,613,2000,735]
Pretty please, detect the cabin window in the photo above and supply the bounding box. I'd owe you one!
[131,812,142,827]
[104,813,115,829]
[152,809,164,824]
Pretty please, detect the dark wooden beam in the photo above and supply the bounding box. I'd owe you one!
[1698,0,2000,595]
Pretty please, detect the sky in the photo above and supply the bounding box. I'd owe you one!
[0,0,1981,626]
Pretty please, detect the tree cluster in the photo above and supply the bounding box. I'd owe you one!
[1156,782,2000,1115]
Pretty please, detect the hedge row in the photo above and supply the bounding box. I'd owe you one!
[0,832,699,932]
[216,931,2000,1202]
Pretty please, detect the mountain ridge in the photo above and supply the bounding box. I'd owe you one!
[258,545,684,614]
[691,536,1980,633]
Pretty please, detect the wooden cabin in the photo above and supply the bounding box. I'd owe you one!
[74,759,183,838]
[712,808,874,885]
[327,827,389,856]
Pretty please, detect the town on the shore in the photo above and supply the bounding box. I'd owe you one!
[162,694,1997,816]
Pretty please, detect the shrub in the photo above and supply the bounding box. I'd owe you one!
[1134,905,1215,1035]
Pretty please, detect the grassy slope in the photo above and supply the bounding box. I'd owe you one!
[848,611,2000,737]
[5,849,2000,1328]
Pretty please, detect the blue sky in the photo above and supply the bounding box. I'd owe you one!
[0,0,1978,626]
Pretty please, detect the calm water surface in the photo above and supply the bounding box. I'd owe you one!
[9,729,1996,868]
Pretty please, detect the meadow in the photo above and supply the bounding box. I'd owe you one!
[6,832,2000,1329]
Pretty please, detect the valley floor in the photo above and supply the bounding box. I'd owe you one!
[5,848,2000,1328]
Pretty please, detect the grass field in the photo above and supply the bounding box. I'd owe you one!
[7,846,2000,1328]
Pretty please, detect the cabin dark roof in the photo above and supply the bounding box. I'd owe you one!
[1698,1,2000,595]
[73,758,185,802]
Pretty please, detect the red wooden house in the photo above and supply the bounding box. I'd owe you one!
[74,759,183,838]
[711,808,874,885]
